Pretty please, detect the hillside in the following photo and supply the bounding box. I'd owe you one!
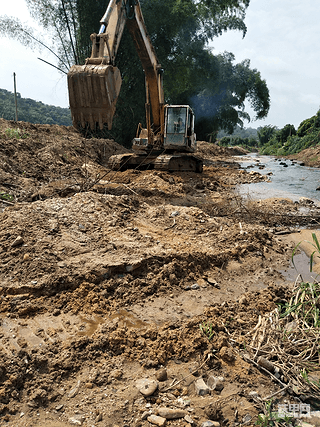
[0,88,72,126]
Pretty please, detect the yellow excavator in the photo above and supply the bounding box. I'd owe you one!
[67,0,203,173]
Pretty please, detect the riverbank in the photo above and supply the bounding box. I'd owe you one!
[0,120,319,426]
[287,144,320,168]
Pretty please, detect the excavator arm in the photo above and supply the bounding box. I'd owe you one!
[68,0,164,135]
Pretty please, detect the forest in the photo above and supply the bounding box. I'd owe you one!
[0,88,72,126]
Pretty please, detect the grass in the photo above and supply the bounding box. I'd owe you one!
[3,127,29,139]
[255,400,294,426]
[292,232,320,274]
[0,191,14,202]
[199,321,215,341]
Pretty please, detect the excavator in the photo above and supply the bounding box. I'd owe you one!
[67,0,203,173]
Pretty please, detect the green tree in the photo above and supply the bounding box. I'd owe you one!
[0,0,270,144]
[257,125,277,146]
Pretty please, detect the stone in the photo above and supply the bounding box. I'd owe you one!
[171,211,180,217]
[95,413,103,422]
[299,197,314,205]
[239,295,247,305]
[248,391,259,398]
[11,236,24,247]
[156,369,167,382]
[194,378,210,396]
[242,414,252,423]
[55,404,64,411]
[219,346,235,363]
[257,356,275,372]
[191,283,200,290]
[147,414,166,426]
[201,421,220,427]
[136,378,158,396]
[206,374,224,391]
[68,415,85,425]
[141,411,151,420]
[184,415,195,425]
[68,380,80,398]
[158,407,187,419]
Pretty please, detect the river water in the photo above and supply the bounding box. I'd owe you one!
[236,154,320,203]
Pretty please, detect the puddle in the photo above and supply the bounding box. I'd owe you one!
[78,315,104,336]
[77,310,148,337]
[280,251,319,283]
[109,309,148,329]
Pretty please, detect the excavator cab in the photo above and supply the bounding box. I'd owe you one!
[164,105,196,153]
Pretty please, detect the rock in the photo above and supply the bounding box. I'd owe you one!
[316,186,320,191]
[204,402,221,420]
[219,346,236,363]
[171,211,180,217]
[248,391,259,399]
[136,378,158,396]
[194,378,210,396]
[156,369,167,382]
[158,407,187,419]
[141,411,151,420]
[68,380,80,398]
[242,414,252,423]
[147,414,166,426]
[299,197,314,205]
[239,295,247,305]
[68,415,85,425]
[257,356,275,372]
[191,283,200,290]
[11,236,24,247]
[95,413,103,422]
[207,374,224,391]
[184,415,195,425]
[201,421,220,427]
[126,261,142,272]
[55,404,64,411]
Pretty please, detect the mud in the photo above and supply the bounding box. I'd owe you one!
[0,119,319,426]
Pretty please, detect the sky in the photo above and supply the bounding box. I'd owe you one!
[1,0,320,130]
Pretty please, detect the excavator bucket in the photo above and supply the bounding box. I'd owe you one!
[67,64,122,131]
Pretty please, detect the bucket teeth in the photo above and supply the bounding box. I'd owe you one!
[67,64,122,130]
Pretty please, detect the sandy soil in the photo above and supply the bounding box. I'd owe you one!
[0,119,320,427]
[287,145,320,168]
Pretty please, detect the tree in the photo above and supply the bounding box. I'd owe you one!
[0,0,270,144]
[257,125,277,146]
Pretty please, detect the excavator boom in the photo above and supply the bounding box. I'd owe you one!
[67,0,202,173]
[68,0,163,133]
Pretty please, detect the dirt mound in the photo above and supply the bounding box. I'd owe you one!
[0,119,317,426]
[287,144,320,167]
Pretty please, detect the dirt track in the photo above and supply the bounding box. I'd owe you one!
[0,119,320,427]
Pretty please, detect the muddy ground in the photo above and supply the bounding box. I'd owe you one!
[0,119,320,427]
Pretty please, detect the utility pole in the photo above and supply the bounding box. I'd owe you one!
[13,72,18,122]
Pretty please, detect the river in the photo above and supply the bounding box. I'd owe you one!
[236,153,320,203]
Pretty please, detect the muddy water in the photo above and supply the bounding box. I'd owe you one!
[236,154,320,203]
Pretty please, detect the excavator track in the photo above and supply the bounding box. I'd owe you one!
[108,153,203,173]
[153,155,203,173]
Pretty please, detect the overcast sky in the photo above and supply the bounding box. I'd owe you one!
[1,0,320,130]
